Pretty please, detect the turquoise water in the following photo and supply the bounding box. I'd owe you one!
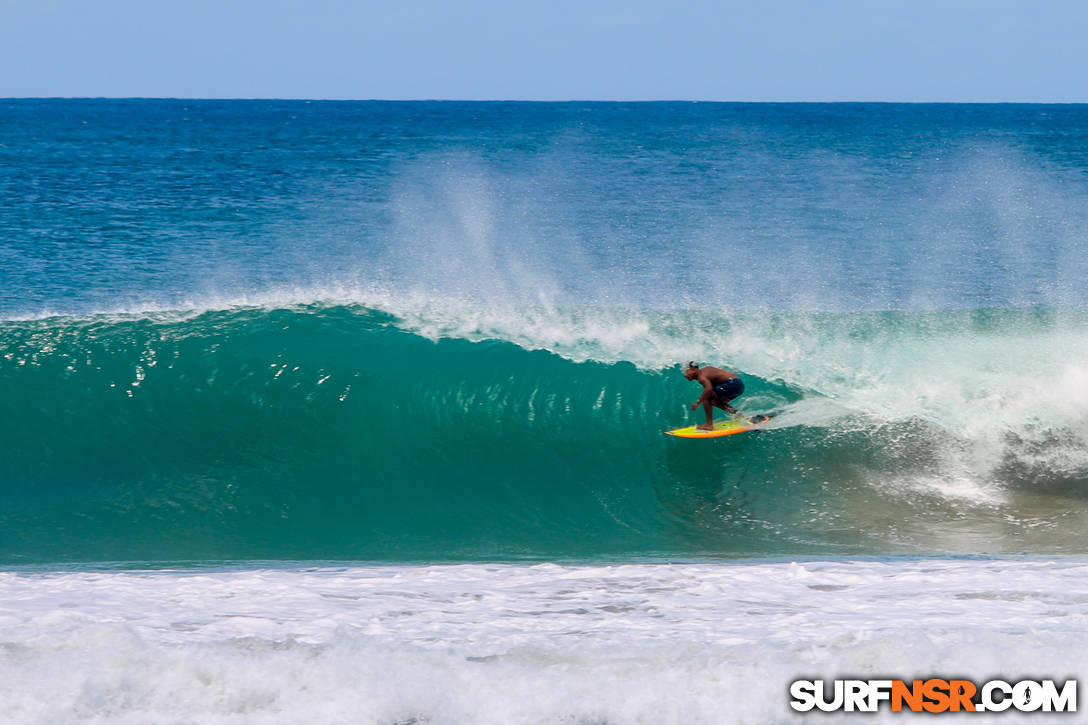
[3,101,1088,564]
[5,304,1088,563]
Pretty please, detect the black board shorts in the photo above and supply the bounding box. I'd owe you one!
[712,377,744,402]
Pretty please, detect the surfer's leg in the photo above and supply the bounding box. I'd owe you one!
[697,399,715,430]
[712,397,738,415]
[711,378,743,415]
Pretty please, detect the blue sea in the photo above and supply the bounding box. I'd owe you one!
[2,100,1087,722]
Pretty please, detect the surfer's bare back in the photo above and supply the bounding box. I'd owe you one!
[684,362,744,431]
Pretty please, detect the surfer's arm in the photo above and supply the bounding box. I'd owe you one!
[692,379,714,409]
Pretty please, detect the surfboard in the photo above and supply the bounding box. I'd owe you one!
[664,415,770,439]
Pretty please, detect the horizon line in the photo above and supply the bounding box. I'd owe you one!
[4,97,1088,105]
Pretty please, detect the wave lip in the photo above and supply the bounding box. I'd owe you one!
[2,303,1088,563]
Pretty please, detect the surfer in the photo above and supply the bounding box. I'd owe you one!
[684,362,744,431]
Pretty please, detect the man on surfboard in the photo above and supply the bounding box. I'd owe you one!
[684,362,744,431]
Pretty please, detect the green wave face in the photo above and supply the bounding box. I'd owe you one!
[2,305,1087,563]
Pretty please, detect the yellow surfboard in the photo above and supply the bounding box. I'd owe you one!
[664,415,768,439]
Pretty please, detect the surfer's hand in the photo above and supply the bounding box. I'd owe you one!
[691,402,699,411]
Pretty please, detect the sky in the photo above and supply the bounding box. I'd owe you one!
[1,0,1086,101]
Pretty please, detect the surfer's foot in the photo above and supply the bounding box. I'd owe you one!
[696,423,714,431]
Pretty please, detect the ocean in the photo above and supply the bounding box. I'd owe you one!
[1,100,1087,722]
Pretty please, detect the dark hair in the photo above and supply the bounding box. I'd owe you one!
[687,361,698,369]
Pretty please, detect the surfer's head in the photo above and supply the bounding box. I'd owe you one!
[684,361,700,380]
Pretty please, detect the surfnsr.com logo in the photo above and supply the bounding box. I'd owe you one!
[790,679,1077,713]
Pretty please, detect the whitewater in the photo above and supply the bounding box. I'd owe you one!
[2,560,1086,724]
[2,100,1088,722]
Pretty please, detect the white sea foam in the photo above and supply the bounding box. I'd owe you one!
[1,559,1085,724]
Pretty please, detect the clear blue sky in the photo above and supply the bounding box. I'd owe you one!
[2,0,1086,101]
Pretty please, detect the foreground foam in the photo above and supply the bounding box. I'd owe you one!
[0,559,1084,724]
